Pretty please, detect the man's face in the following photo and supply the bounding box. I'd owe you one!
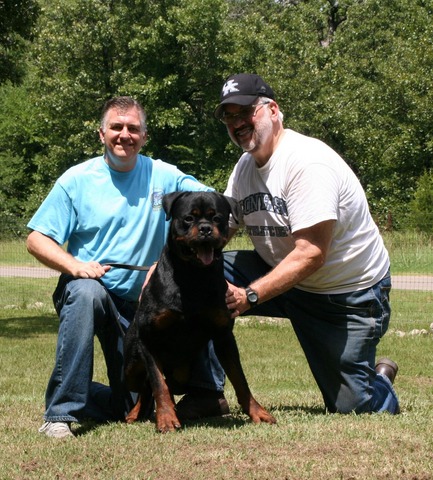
[99,106,147,171]
[223,102,273,154]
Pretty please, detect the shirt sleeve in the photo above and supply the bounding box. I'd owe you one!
[26,181,77,245]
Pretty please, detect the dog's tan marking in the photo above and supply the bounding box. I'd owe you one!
[154,310,179,330]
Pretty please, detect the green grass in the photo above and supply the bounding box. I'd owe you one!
[0,277,58,310]
[1,232,433,478]
[2,230,433,273]
[1,309,433,479]
[383,230,433,274]
[0,239,38,265]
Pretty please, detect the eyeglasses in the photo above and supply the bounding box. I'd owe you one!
[218,101,271,125]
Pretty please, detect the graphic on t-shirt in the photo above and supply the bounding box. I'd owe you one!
[240,192,291,237]
[241,192,288,216]
[151,189,164,211]
[246,225,290,237]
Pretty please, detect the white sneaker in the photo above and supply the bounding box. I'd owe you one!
[38,421,74,438]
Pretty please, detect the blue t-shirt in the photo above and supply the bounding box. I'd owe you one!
[27,155,212,301]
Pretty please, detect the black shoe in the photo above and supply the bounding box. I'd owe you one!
[375,358,399,384]
[176,389,230,420]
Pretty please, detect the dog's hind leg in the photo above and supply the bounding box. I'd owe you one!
[125,381,154,423]
[124,331,155,423]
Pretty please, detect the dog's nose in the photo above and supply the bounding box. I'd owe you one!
[199,224,212,236]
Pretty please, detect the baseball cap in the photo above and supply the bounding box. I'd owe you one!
[214,73,275,119]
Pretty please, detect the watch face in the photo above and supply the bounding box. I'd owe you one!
[248,292,258,302]
[247,289,258,304]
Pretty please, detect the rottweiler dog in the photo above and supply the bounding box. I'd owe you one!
[124,191,276,432]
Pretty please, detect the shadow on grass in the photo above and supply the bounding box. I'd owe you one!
[74,420,114,436]
[270,404,326,415]
[74,416,263,437]
[0,314,58,338]
[74,404,327,436]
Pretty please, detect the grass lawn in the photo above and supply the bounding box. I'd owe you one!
[1,233,433,478]
[1,305,432,479]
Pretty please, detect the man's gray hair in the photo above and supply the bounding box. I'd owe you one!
[100,96,147,132]
[258,96,284,122]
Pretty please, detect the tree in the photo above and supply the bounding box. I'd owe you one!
[3,0,433,231]
[0,81,41,236]
[299,0,433,226]
[0,0,39,84]
[408,171,433,234]
[25,0,234,194]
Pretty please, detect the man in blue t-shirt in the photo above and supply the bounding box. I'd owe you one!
[27,96,227,438]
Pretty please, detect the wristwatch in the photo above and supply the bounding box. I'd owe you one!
[245,287,259,307]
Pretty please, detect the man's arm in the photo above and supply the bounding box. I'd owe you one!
[26,230,110,279]
[226,220,335,316]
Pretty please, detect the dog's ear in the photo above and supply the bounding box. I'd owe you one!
[162,192,187,220]
[222,195,240,224]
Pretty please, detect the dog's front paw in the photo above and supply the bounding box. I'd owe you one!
[250,407,277,425]
[246,401,277,425]
[155,411,182,433]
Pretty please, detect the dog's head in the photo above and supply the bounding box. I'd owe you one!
[163,191,239,267]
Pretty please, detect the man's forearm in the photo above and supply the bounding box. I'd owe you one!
[26,230,77,274]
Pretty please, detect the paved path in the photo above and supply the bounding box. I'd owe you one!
[1,266,432,291]
[0,266,59,278]
[391,275,433,291]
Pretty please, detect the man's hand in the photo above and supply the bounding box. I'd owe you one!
[225,282,249,318]
[71,261,111,279]
[26,230,111,279]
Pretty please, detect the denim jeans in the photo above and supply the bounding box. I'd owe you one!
[44,275,225,424]
[223,250,400,414]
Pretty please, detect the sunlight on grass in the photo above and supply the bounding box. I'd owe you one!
[1,310,433,479]
[1,232,433,478]
[383,230,433,274]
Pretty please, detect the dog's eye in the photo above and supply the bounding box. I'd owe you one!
[212,215,223,224]
[183,215,195,224]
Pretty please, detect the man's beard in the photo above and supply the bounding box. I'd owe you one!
[237,116,273,153]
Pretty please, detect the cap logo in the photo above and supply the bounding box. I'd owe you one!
[222,79,240,97]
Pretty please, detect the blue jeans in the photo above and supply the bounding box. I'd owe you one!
[223,250,400,414]
[44,275,225,423]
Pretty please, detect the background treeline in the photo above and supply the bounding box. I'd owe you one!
[1,0,433,238]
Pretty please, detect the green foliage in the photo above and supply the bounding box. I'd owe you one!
[311,0,433,226]
[26,0,233,193]
[1,0,433,231]
[0,81,43,235]
[407,171,433,234]
[0,152,30,238]
[0,0,39,84]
